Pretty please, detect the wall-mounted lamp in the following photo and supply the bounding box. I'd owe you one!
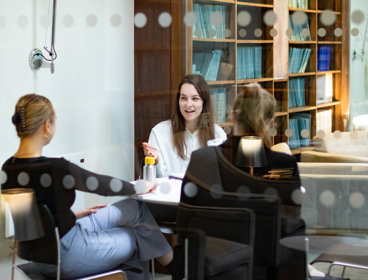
[234,136,268,176]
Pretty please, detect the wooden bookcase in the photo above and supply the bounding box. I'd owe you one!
[185,0,348,153]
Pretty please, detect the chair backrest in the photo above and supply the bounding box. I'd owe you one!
[181,147,287,267]
[181,184,281,267]
[17,204,58,265]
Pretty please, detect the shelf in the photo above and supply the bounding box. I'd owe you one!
[289,106,316,113]
[288,7,318,14]
[207,80,235,85]
[193,38,236,43]
[237,40,273,44]
[187,0,347,150]
[288,72,316,77]
[289,41,317,45]
[237,2,273,8]
[317,70,341,75]
[274,112,288,117]
[237,77,274,83]
[316,101,340,109]
[317,10,341,15]
[318,41,342,45]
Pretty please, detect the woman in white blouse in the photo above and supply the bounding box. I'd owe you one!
[142,74,227,178]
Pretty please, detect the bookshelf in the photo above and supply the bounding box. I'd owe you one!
[186,0,348,152]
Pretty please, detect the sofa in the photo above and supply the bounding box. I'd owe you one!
[301,130,368,163]
[298,162,368,231]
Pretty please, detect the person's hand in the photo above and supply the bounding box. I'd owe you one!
[75,204,107,219]
[142,142,159,161]
[134,179,157,194]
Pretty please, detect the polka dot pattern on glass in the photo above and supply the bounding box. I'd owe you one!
[86,176,99,191]
[134,180,146,194]
[135,13,147,28]
[86,14,98,27]
[223,126,232,135]
[18,172,30,186]
[270,28,278,37]
[291,11,307,26]
[350,130,359,140]
[317,130,325,139]
[159,181,171,194]
[269,127,277,137]
[0,170,7,184]
[333,130,342,139]
[110,178,123,192]
[264,187,278,202]
[351,28,359,37]
[210,184,223,199]
[263,10,277,26]
[285,128,294,138]
[237,186,250,201]
[40,173,52,188]
[319,190,335,207]
[351,10,365,25]
[158,12,172,28]
[349,192,365,208]
[334,28,343,37]
[291,188,303,205]
[318,28,327,37]
[40,15,50,28]
[18,15,28,28]
[239,28,247,38]
[183,182,198,198]
[210,11,223,27]
[300,129,310,138]
[184,11,196,27]
[63,15,74,28]
[286,28,294,38]
[110,14,122,27]
[0,16,6,28]
[224,29,232,38]
[208,29,217,38]
[237,10,251,27]
[320,10,336,26]
[63,175,75,189]
[254,28,262,37]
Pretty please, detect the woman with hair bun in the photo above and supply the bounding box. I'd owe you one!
[1,93,173,280]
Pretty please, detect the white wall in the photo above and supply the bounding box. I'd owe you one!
[350,0,368,126]
[0,0,134,241]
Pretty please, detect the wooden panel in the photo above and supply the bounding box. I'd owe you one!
[134,0,184,178]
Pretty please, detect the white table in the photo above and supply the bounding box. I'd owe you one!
[134,178,182,206]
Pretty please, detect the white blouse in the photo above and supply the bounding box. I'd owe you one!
[148,120,227,177]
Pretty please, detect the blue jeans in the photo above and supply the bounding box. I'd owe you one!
[41,198,171,279]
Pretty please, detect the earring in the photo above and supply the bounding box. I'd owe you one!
[44,134,49,138]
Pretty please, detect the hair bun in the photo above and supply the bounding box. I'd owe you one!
[11,113,19,125]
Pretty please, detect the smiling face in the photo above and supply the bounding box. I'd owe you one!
[179,83,204,128]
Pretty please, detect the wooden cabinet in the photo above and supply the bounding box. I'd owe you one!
[185,0,348,153]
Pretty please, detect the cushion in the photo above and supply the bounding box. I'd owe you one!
[205,236,253,277]
[271,142,292,155]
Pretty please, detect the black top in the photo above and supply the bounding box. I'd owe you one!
[220,135,300,180]
[1,156,135,237]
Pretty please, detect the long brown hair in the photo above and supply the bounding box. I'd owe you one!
[233,83,276,147]
[12,94,55,138]
[171,74,215,159]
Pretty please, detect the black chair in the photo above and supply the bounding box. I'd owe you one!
[6,200,128,280]
[169,202,255,280]
[181,146,307,280]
